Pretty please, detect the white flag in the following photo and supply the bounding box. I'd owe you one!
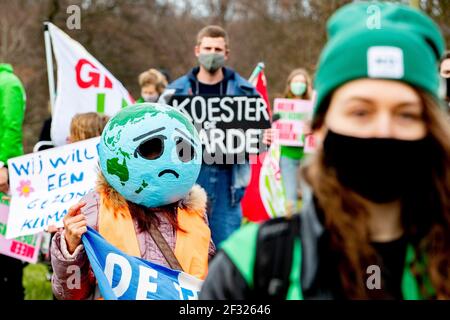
[47,23,134,146]
[259,142,288,218]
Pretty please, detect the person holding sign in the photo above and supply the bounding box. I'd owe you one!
[0,63,26,300]
[264,68,314,211]
[200,2,450,299]
[165,25,259,246]
[50,103,215,299]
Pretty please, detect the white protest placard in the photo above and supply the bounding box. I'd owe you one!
[0,200,42,263]
[5,137,100,239]
[273,98,314,147]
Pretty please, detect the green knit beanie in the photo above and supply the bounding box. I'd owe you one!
[313,1,446,122]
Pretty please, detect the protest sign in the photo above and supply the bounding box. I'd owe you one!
[0,199,42,263]
[82,226,203,300]
[5,137,100,239]
[272,98,314,147]
[170,95,271,157]
[259,143,287,218]
[46,23,134,146]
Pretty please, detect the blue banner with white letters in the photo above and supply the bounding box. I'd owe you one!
[82,226,203,300]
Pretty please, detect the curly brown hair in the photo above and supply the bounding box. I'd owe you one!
[69,112,110,143]
[302,90,450,299]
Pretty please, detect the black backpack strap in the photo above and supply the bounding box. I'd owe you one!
[253,215,301,300]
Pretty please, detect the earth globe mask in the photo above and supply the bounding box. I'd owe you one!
[98,103,202,207]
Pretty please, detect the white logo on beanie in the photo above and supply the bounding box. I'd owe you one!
[367,46,404,79]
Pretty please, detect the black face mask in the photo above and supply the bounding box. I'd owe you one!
[323,130,433,204]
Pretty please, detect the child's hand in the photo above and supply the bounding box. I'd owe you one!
[63,202,87,254]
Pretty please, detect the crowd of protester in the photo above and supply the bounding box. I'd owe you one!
[1,1,450,300]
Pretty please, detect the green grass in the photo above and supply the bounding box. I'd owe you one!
[22,263,53,300]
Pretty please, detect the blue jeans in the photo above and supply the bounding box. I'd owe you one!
[196,165,243,247]
[280,156,301,210]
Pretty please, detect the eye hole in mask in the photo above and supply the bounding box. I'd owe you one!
[135,135,166,160]
[176,137,196,162]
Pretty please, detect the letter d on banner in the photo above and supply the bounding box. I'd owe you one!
[104,253,132,298]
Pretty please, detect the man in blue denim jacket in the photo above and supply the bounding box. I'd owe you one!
[163,25,258,246]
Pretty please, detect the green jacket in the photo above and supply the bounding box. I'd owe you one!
[0,64,26,164]
[200,186,436,300]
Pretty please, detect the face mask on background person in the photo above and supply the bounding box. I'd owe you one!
[290,82,307,97]
[198,53,225,73]
[322,130,433,204]
[142,94,159,103]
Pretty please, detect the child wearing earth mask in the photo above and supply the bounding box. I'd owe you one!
[50,103,215,300]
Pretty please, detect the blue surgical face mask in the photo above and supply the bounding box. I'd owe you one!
[290,82,307,97]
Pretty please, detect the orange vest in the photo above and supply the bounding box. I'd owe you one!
[97,191,211,280]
